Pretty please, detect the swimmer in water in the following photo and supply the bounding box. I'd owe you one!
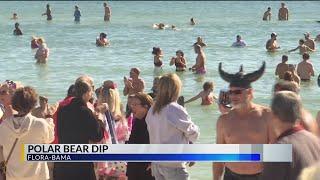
[153,23,165,30]
[266,32,280,52]
[152,47,163,68]
[11,13,18,20]
[42,4,52,21]
[232,35,247,47]
[190,44,206,74]
[193,37,207,48]
[170,50,187,71]
[34,37,49,63]
[190,17,196,25]
[13,22,23,36]
[288,39,315,54]
[31,36,39,49]
[96,33,109,46]
[185,81,217,105]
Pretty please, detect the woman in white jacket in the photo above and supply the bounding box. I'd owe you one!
[145,73,200,180]
[0,86,54,180]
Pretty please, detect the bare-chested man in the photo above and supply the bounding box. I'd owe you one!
[213,61,273,180]
[266,32,280,52]
[304,32,316,51]
[297,53,315,81]
[278,2,289,20]
[190,44,206,74]
[31,96,56,118]
[289,39,315,54]
[123,68,145,96]
[262,7,271,21]
[103,2,111,22]
[275,55,289,79]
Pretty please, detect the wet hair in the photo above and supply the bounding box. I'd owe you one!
[273,81,299,94]
[282,55,288,62]
[272,91,302,124]
[299,39,305,44]
[302,53,310,60]
[100,33,107,39]
[268,7,271,10]
[46,4,50,8]
[283,71,294,82]
[152,47,161,55]
[67,84,76,97]
[12,86,38,114]
[13,13,17,16]
[129,92,153,109]
[176,50,184,57]
[15,22,19,27]
[203,81,214,91]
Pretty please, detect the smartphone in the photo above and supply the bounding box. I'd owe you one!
[218,89,232,108]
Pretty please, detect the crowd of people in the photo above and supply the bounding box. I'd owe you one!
[1,1,320,180]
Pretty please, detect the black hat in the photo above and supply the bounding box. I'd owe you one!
[219,61,266,88]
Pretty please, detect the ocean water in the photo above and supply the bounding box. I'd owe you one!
[1,1,320,179]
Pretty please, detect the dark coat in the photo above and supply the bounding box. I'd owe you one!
[53,98,104,180]
[126,116,154,180]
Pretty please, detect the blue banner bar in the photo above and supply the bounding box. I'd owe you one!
[26,154,260,162]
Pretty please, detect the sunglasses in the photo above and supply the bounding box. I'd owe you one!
[228,89,247,95]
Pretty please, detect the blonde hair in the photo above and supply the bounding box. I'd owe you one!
[153,73,181,114]
[98,83,122,117]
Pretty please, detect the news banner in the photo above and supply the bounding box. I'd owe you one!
[24,144,292,162]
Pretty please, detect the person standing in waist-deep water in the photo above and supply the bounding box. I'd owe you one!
[190,44,206,74]
[266,32,280,52]
[184,81,217,105]
[13,22,23,36]
[53,80,108,180]
[260,91,320,180]
[126,93,155,180]
[278,2,289,20]
[146,73,200,180]
[170,50,187,72]
[262,7,272,21]
[34,37,50,63]
[297,53,315,81]
[152,47,164,69]
[0,86,54,180]
[103,2,111,22]
[74,5,81,23]
[213,62,274,180]
[42,4,52,21]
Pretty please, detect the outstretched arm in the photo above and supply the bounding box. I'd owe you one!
[288,46,299,52]
[185,92,201,104]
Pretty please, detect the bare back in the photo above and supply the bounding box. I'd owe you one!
[305,39,315,50]
[297,61,314,80]
[275,63,289,79]
[217,104,272,174]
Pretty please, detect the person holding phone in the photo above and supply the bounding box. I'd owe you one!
[214,62,274,180]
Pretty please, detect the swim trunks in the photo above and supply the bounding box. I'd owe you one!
[224,167,261,180]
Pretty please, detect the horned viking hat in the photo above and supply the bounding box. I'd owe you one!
[219,61,266,88]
